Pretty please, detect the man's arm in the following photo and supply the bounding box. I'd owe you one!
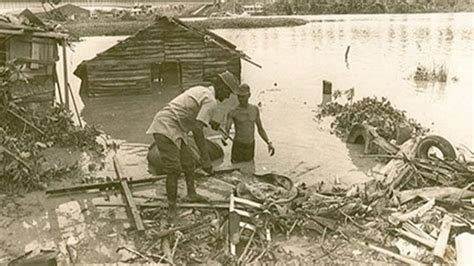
[256,108,270,143]
[255,108,275,156]
[192,121,212,171]
[194,98,217,172]
[224,112,233,139]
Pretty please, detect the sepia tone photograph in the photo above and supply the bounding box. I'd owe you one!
[0,0,473,264]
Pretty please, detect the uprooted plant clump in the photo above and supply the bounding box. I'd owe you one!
[413,63,450,83]
[0,61,104,192]
[316,95,429,141]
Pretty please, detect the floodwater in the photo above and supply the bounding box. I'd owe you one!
[56,12,474,183]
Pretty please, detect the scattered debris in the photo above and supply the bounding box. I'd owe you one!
[1,61,104,192]
[316,96,429,141]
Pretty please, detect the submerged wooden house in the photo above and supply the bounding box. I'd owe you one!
[0,11,68,109]
[74,16,251,97]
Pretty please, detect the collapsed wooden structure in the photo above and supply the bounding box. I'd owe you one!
[0,12,69,109]
[75,16,254,97]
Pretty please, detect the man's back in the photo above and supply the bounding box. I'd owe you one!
[157,86,217,133]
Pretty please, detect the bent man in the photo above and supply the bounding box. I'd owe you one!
[146,71,239,222]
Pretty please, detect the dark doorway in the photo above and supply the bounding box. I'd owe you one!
[151,62,181,90]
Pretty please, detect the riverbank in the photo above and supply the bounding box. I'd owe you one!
[63,17,307,37]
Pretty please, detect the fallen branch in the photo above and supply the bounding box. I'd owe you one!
[0,145,31,171]
[238,230,255,264]
[7,109,45,136]
[170,231,183,259]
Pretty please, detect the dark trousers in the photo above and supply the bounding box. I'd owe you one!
[153,133,196,203]
[231,140,255,163]
[153,133,195,175]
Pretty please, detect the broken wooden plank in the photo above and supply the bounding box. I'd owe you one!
[363,242,423,265]
[46,175,166,195]
[113,155,145,232]
[433,214,453,259]
[399,187,474,204]
[396,229,436,249]
[391,198,435,223]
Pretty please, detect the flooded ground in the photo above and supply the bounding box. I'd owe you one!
[62,12,472,145]
[2,12,472,263]
[55,12,473,183]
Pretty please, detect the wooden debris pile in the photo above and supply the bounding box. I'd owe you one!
[97,139,473,264]
[1,61,104,192]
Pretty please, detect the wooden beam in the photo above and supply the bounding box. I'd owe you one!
[113,155,145,232]
[0,29,24,35]
[434,214,453,259]
[16,57,56,65]
[96,202,230,209]
[62,39,69,109]
[46,175,166,195]
[33,31,69,39]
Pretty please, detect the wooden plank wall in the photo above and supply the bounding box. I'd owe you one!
[84,18,241,97]
[6,36,58,107]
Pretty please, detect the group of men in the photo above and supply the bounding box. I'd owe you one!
[146,70,274,221]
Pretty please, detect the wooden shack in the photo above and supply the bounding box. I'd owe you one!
[0,13,68,109]
[74,16,250,97]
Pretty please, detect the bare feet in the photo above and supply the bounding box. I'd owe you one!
[183,193,209,203]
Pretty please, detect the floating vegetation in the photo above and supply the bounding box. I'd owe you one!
[413,63,452,83]
[316,96,429,140]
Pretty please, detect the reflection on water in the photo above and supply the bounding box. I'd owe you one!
[214,13,473,147]
[62,13,472,148]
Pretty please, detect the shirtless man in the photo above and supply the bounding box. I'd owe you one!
[225,83,275,163]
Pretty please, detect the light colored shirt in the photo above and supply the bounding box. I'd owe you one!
[146,85,217,147]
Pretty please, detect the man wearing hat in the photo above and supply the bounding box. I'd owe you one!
[225,83,275,164]
[146,71,239,222]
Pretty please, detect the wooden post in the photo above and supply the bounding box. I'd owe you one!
[62,39,69,109]
[322,80,332,104]
[113,155,145,232]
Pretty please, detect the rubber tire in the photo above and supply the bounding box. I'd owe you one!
[415,135,456,160]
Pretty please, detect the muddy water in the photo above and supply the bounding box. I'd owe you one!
[56,13,474,183]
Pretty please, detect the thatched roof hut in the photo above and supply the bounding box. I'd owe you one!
[75,16,251,97]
